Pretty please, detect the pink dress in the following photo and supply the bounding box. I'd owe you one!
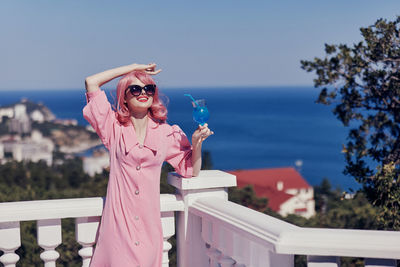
[83,90,193,267]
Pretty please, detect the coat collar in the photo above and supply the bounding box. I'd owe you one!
[122,117,159,154]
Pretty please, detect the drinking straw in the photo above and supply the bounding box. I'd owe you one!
[184,94,200,108]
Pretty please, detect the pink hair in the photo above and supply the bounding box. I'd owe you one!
[114,70,167,125]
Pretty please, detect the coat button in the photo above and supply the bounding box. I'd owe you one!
[139,144,143,149]
[135,190,139,195]
[135,241,140,246]
[135,215,139,220]
[136,165,141,170]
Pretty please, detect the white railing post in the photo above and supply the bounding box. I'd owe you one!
[0,221,20,267]
[75,216,101,267]
[37,218,62,267]
[161,210,175,267]
[168,170,237,267]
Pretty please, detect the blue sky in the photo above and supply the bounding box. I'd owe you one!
[1,1,399,90]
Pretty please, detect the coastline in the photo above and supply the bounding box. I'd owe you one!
[59,140,103,154]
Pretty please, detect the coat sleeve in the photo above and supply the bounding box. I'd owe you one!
[82,90,117,150]
[165,125,193,178]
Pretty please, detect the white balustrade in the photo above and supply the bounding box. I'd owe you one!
[206,247,221,267]
[0,170,400,267]
[0,222,20,267]
[37,219,62,267]
[75,216,101,267]
[0,193,183,267]
[218,253,236,266]
[185,196,400,267]
[160,193,184,267]
[168,170,237,267]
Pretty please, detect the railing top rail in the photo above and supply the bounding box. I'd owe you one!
[190,196,298,245]
[0,194,183,223]
[190,196,400,260]
[278,227,400,259]
[168,170,237,190]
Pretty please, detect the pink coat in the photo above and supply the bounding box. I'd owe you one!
[83,90,193,267]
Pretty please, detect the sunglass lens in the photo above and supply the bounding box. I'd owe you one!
[145,85,156,95]
[130,85,142,96]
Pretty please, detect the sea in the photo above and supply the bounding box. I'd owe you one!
[0,87,360,191]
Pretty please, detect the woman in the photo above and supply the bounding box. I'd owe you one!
[83,63,213,267]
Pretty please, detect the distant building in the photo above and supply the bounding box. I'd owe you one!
[0,107,14,123]
[83,149,109,177]
[53,119,78,126]
[14,104,26,119]
[8,104,31,134]
[229,167,315,218]
[1,130,54,166]
[30,109,45,123]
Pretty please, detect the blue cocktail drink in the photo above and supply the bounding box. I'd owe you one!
[192,99,209,126]
[184,94,210,126]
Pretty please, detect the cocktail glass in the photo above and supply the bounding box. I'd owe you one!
[191,99,209,126]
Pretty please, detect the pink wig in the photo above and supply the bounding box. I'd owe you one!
[114,70,167,125]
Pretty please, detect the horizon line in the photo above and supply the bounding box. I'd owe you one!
[0,84,317,91]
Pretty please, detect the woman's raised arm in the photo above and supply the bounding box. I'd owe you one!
[85,63,162,93]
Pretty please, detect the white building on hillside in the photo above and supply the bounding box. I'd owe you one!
[1,130,54,166]
[0,107,13,122]
[30,110,45,123]
[83,149,109,177]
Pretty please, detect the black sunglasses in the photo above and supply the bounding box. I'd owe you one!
[125,84,156,97]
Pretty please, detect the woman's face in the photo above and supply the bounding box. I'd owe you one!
[125,77,154,114]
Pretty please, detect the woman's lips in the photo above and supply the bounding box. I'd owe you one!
[137,96,148,102]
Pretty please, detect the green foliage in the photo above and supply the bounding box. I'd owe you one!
[301,16,400,229]
[228,185,278,216]
[370,163,400,230]
[201,150,213,170]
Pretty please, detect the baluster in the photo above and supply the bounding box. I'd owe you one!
[75,216,100,267]
[307,255,340,267]
[162,238,172,267]
[37,219,62,267]
[365,258,397,267]
[161,211,175,267]
[218,253,236,267]
[206,246,221,267]
[0,222,20,267]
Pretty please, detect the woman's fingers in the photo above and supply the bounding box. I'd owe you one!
[144,63,161,75]
[145,63,156,71]
[146,69,162,75]
[193,123,214,144]
[134,63,161,75]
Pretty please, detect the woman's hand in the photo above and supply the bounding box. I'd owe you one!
[191,123,213,176]
[132,63,162,75]
[192,123,214,147]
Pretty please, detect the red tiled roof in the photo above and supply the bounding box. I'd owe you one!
[229,167,311,191]
[250,185,294,211]
[228,167,312,212]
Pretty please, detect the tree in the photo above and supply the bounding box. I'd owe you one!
[301,17,400,229]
